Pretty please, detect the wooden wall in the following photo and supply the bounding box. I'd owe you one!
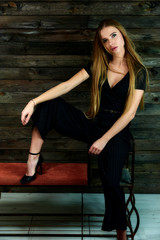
[0,0,160,193]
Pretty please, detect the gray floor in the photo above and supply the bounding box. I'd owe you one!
[0,193,159,239]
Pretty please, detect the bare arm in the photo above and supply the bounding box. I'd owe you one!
[89,89,144,154]
[21,68,89,125]
[32,68,89,105]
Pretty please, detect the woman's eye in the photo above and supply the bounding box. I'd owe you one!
[112,33,117,38]
[103,39,107,43]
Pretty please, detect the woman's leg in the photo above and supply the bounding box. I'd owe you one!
[98,134,130,235]
[26,127,44,176]
[25,97,99,176]
[116,230,127,240]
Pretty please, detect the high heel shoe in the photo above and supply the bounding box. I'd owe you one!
[20,152,44,184]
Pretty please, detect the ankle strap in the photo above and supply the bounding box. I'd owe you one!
[29,152,40,155]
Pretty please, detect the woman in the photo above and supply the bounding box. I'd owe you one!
[20,19,148,240]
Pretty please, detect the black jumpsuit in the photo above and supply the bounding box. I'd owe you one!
[32,65,146,231]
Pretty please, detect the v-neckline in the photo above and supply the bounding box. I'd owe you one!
[107,71,129,90]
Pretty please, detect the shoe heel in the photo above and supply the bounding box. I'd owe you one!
[37,163,43,175]
[36,154,43,175]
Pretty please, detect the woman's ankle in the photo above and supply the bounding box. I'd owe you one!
[26,153,40,176]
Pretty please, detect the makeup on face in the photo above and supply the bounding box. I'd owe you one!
[100,27,125,56]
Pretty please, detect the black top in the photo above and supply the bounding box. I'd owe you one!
[84,64,146,113]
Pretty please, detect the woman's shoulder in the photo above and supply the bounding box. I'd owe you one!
[135,66,147,90]
[83,61,92,76]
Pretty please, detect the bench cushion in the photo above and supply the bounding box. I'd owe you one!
[0,163,88,186]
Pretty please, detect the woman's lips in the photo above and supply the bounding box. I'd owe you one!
[111,47,118,51]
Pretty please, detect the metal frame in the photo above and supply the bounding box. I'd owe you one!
[0,135,139,239]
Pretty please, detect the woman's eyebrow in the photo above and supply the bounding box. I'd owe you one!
[110,31,117,36]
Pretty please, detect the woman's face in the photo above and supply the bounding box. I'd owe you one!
[100,26,125,56]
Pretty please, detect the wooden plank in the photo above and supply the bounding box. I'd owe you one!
[0,42,91,55]
[0,127,159,151]
[0,91,159,105]
[0,29,160,43]
[135,139,160,151]
[0,102,89,116]
[0,66,159,80]
[1,115,160,129]
[135,150,160,160]
[0,149,88,163]
[1,127,159,140]
[131,115,160,129]
[0,91,90,104]
[0,103,159,116]
[89,16,160,29]
[0,67,83,80]
[144,92,160,104]
[1,2,160,16]
[0,16,160,29]
[0,80,90,92]
[135,172,160,184]
[0,138,88,151]
[0,138,159,151]
[0,16,88,29]
[0,78,159,92]
[0,55,91,67]
[0,55,160,68]
[134,183,160,193]
[0,41,159,56]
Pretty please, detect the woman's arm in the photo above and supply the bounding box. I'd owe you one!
[89,89,144,155]
[21,68,89,125]
[32,68,89,106]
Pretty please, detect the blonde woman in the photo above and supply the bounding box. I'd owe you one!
[20,19,148,240]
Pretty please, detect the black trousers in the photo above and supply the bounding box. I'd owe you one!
[32,97,130,231]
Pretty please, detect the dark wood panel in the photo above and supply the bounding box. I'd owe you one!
[0,138,88,151]
[0,102,89,115]
[0,80,89,92]
[135,139,160,151]
[144,92,160,104]
[0,16,160,29]
[0,103,159,116]
[1,115,160,129]
[131,129,160,140]
[0,138,159,151]
[0,16,88,29]
[0,29,160,43]
[0,149,88,163]
[0,91,159,105]
[131,115,160,129]
[0,42,91,55]
[135,42,160,56]
[0,67,83,80]
[0,91,90,104]
[0,55,160,68]
[1,127,159,140]
[1,2,160,16]
[0,55,91,67]
[0,78,159,92]
[89,16,160,29]
[0,66,160,80]
[134,183,160,193]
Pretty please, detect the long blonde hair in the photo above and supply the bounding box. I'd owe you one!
[85,19,149,119]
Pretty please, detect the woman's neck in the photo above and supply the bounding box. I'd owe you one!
[111,48,126,67]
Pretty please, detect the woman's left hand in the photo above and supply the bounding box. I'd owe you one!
[88,137,108,155]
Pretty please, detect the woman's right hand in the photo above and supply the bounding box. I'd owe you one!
[21,100,35,126]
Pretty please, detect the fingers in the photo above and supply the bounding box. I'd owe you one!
[88,146,101,155]
[21,112,31,126]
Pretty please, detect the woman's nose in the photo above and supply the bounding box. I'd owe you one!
[109,39,113,46]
